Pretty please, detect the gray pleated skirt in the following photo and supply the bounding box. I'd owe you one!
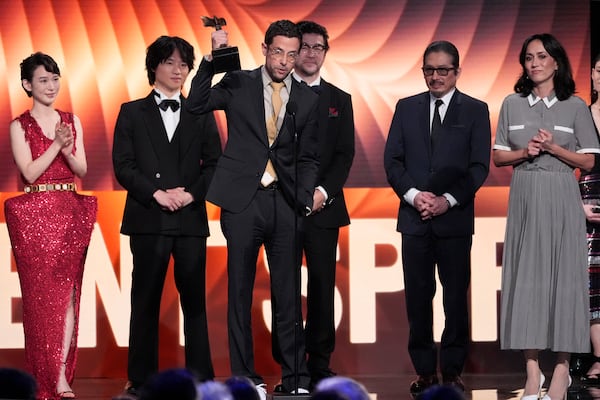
[500,169,590,352]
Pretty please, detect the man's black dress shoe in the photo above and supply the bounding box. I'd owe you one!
[409,374,439,394]
[274,384,286,393]
[111,384,139,400]
[443,375,465,392]
[273,384,310,394]
[309,368,337,391]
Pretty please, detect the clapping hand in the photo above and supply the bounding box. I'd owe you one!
[55,121,74,155]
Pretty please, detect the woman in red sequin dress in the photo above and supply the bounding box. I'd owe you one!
[4,53,97,400]
[581,53,600,387]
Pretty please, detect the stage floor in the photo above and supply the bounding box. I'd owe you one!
[70,374,600,400]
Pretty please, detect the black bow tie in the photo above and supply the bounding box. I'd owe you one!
[309,84,322,94]
[158,99,180,112]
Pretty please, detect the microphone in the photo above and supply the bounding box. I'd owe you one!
[286,101,297,116]
[286,101,298,141]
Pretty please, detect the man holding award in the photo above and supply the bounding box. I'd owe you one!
[188,19,320,399]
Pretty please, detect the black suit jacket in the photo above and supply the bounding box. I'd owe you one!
[113,92,222,236]
[384,90,491,236]
[308,79,355,228]
[187,59,320,214]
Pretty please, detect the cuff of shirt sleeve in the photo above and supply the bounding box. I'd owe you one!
[443,193,458,208]
[316,185,328,201]
[403,188,420,207]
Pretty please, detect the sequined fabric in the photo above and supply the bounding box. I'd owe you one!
[4,110,97,400]
[580,172,600,321]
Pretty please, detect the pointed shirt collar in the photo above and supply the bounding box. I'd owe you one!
[527,92,558,108]
[261,66,292,92]
[292,71,321,88]
[153,88,181,105]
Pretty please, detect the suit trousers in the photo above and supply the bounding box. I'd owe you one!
[127,234,214,386]
[303,219,339,374]
[401,232,472,378]
[220,187,310,390]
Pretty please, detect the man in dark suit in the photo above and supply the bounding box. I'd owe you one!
[383,40,491,394]
[187,20,320,398]
[292,20,355,390]
[112,36,222,399]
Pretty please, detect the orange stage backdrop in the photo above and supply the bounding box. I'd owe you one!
[0,0,591,378]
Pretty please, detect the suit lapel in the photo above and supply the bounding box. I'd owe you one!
[418,93,432,156]
[428,90,463,157]
[274,77,299,145]
[444,90,461,127]
[177,96,197,161]
[317,81,331,137]
[141,93,169,157]
[250,68,270,147]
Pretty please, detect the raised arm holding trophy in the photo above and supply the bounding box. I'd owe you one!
[201,15,241,73]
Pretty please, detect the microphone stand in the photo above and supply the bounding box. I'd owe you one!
[273,103,309,400]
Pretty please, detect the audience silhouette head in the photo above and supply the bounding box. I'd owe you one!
[0,367,37,400]
[138,368,198,400]
[313,376,370,400]
[197,380,233,400]
[224,376,260,400]
[310,389,351,399]
[421,384,466,400]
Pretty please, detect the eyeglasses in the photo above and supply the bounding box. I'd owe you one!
[422,67,456,76]
[300,43,328,54]
[268,47,298,62]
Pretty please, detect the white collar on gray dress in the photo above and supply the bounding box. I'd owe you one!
[528,92,558,108]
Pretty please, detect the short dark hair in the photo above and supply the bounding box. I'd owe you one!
[297,20,330,50]
[264,20,301,47]
[514,33,575,101]
[423,41,460,69]
[145,36,195,85]
[20,52,60,97]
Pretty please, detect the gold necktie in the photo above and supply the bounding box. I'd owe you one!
[262,81,285,186]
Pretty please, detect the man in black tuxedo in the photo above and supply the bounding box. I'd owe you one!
[292,20,355,389]
[188,20,320,398]
[112,36,222,398]
[383,41,491,394]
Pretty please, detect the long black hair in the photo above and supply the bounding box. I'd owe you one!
[592,52,600,104]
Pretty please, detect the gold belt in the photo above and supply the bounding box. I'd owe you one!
[24,182,76,193]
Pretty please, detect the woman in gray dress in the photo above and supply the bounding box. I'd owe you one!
[494,33,599,400]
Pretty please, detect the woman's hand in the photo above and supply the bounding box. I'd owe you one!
[532,128,555,154]
[526,137,542,158]
[55,121,74,156]
[583,203,600,223]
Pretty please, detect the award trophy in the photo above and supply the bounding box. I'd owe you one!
[201,15,241,73]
